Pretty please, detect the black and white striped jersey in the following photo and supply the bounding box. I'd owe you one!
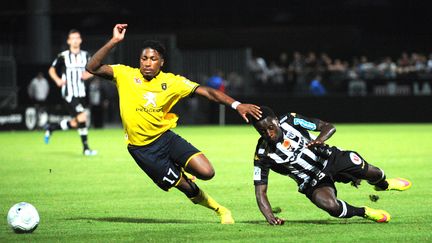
[51,50,90,102]
[253,113,330,193]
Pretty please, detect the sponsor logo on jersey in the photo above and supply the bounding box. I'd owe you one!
[293,118,317,130]
[349,152,362,165]
[136,107,163,112]
[143,92,157,107]
[254,166,261,180]
[282,139,291,148]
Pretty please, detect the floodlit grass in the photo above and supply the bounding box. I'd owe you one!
[1,124,431,242]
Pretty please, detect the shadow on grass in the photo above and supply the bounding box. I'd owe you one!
[67,217,372,225]
[66,217,211,224]
[239,219,371,225]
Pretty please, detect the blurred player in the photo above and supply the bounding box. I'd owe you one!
[250,106,411,225]
[46,29,97,156]
[85,24,262,224]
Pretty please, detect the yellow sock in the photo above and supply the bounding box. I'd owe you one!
[190,189,221,211]
[190,189,235,224]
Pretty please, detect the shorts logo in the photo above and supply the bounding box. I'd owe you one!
[75,104,84,113]
[254,166,261,181]
[161,83,167,90]
[143,92,157,107]
[349,152,362,165]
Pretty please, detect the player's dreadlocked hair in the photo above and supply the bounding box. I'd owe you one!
[142,40,166,59]
[249,106,277,126]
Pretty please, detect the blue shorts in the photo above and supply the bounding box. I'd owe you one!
[127,130,201,191]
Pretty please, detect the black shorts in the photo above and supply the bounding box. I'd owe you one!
[127,130,201,191]
[304,147,369,199]
[65,97,87,117]
[327,148,369,184]
[305,175,337,200]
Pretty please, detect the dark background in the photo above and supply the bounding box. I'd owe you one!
[1,0,431,124]
[2,0,432,62]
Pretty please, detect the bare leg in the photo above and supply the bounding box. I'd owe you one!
[310,186,365,218]
[363,164,388,190]
[184,154,215,180]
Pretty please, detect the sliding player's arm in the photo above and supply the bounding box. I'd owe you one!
[290,113,335,147]
[255,184,284,225]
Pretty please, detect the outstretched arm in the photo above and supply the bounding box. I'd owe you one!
[86,24,128,79]
[255,184,285,225]
[307,119,336,147]
[194,86,261,122]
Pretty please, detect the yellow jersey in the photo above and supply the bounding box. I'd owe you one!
[110,64,199,146]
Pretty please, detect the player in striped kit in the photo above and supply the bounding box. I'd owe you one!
[250,106,411,225]
[45,29,97,156]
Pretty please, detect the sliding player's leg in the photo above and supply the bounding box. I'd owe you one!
[365,164,412,191]
[308,179,390,223]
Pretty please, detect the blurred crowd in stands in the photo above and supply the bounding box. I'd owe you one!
[246,51,432,96]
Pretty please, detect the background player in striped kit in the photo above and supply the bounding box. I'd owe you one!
[45,29,97,156]
[250,106,411,225]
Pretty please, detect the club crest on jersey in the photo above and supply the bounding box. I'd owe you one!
[161,83,167,90]
[349,152,362,165]
[134,77,142,84]
[286,131,296,139]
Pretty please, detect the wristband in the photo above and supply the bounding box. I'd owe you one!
[231,101,241,110]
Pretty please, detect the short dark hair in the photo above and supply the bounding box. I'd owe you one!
[142,40,166,59]
[249,106,277,126]
[68,29,80,36]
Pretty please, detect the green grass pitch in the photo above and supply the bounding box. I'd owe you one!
[1,124,431,242]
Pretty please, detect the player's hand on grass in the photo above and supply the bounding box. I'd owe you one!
[237,104,261,123]
[268,217,285,226]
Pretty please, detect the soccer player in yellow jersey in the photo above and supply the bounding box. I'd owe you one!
[86,24,262,224]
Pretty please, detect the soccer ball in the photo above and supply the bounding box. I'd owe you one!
[7,202,40,233]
